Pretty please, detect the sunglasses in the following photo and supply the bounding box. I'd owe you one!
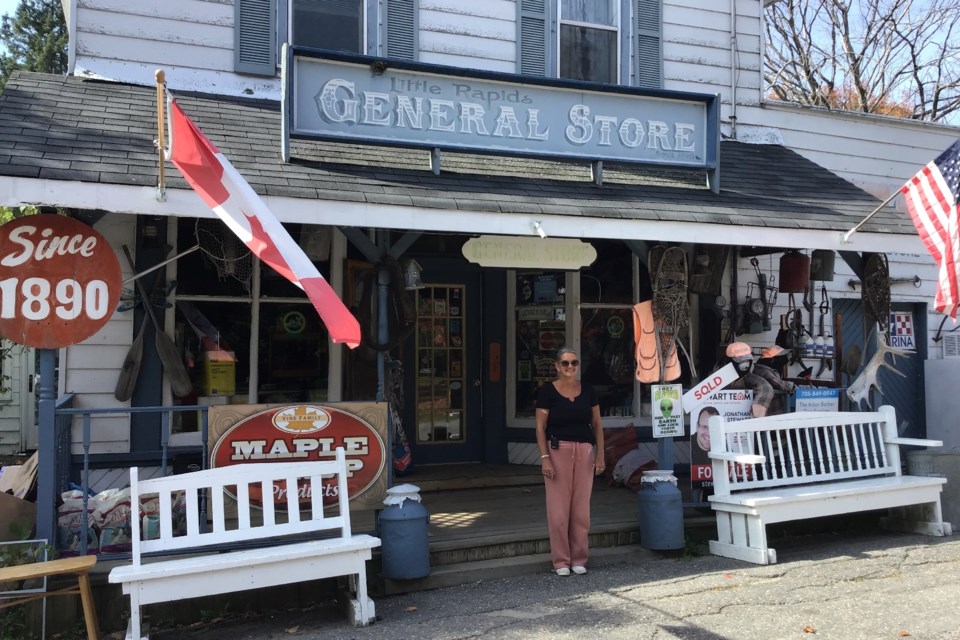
[558,360,579,368]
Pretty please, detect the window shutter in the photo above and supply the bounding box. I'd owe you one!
[235,0,277,76]
[517,0,549,76]
[635,0,662,88]
[384,0,417,60]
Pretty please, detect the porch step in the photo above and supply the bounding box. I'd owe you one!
[428,522,641,566]
[407,466,543,492]
[381,544,653,595]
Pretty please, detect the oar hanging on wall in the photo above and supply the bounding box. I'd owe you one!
[122,245,193,398]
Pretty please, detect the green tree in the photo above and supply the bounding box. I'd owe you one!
[0,0,67,92]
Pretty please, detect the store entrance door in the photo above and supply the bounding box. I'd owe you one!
[405,258,482,464]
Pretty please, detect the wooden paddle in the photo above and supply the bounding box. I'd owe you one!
[115,267,164,402]
[122,245,193,398]
[114,310,148,402]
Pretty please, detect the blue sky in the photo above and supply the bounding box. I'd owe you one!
[0,0,17,54]
[0,0,16,20]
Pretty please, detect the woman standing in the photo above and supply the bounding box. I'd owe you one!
[536,347,605,576]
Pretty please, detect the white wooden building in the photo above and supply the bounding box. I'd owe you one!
[0,0,956,476]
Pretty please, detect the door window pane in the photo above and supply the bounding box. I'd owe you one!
[292,0,362,53]
[415,286,466,443]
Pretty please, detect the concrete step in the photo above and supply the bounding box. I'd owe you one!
[382,544,656,595]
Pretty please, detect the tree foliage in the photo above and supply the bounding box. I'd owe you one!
[0,0,67,92]
[764,0,960,123]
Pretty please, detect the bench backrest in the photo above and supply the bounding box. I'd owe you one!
[708,405,903,496]
[129,448,353,565]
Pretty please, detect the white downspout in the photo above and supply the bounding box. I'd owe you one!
[729,0,738,140]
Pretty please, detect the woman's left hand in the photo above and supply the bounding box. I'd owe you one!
[594,462,605,476]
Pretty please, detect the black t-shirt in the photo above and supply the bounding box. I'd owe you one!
[536,382,599,443]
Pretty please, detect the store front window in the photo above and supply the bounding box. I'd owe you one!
[508,240,638,427]
[513,271,567,419]
[171,218,333,426]
[579,240,636,418]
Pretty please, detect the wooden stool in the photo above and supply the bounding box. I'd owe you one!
[0,555,101,639]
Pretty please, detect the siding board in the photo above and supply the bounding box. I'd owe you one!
[420,31,515,63]
[421,0,515,22]
[78,33,233,72]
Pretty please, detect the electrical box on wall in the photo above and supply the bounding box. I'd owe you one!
[944,334,960,358]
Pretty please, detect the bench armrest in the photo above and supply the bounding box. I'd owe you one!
[887,437,943,448]
[708,452,766,464]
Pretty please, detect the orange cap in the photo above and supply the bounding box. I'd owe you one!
[725,342,752,359]
[761,345,785,359]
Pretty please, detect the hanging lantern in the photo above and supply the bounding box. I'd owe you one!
[779,250,810,293]
[809,249,836,281]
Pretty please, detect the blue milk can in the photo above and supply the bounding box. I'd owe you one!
[380,484,430,580]
[637,470,684,550]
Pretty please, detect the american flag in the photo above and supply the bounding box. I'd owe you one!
[166,95,361,348]
[900,138,960,319]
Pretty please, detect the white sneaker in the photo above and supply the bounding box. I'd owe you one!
[556,567,571,576]
[571,566,587,575]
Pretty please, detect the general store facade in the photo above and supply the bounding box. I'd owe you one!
[0,0,957,542]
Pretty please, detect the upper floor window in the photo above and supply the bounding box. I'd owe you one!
[518,0,662,89]
[292,0,363,53]
[235,0,416,77]
[559,0,619,83]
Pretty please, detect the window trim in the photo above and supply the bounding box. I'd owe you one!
[556,0,623,84]
[518,0,662,88]
[281,0,371,57]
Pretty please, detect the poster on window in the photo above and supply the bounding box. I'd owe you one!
[688,390,753,490]
[651,384,683,437]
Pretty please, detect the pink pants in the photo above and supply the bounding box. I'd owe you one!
[544,441,595,569]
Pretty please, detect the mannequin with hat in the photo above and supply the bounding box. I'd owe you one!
[724,343,795,417]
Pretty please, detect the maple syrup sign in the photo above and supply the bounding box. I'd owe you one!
[0,215,121,349]
[210,405,387,508]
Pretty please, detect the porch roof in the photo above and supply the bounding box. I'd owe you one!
[0,72,921,253]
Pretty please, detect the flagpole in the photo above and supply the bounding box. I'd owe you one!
[840,190,899,244]
[155,69,167,202]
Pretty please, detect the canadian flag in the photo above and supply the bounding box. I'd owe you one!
[166,96,361,348]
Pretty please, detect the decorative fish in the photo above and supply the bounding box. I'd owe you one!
[846,327,910,408]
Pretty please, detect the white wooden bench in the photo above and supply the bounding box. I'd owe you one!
[108,448,380,639]
[707,404,951,565]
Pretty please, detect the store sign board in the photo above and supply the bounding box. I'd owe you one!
[287,49,719,169]
[462,236,597,269]
[209,403,387,511]
[0,215,121,349]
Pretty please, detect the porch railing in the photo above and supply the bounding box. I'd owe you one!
[52,403,210,558]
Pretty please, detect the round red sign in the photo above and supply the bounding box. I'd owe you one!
[210,405,387,508]
[0,215,121,349]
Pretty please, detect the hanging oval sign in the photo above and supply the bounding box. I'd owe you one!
[210,404,387,509]
[0,215,122,348]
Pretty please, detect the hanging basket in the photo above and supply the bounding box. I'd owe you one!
[779,250,810,293]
